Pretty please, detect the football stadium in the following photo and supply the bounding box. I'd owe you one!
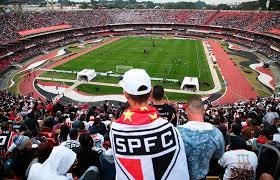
[0,0,280,179]
[40,37,214,92]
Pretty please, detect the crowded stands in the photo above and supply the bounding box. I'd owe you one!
[0,66,280,179]
[210,11,280,32]
[0,10,280,44]
[0,9,279,73]
[0,27,279,73]
[0,6,280,180]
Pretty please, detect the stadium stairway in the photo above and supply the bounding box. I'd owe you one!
[204,10,220,25]
[247,12,270,32]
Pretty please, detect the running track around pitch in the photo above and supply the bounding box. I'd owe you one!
[18,38,120,100]
[208,40,258,105]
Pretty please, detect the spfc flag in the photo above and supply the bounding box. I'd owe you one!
[110,118,189,180]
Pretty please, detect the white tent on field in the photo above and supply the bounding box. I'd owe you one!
[180,77,199,92]
[77,69,96,82]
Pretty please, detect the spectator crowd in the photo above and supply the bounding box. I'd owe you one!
[0,68,279,180]
[1,10,279,44]
[0,9,279,180]
[0,9,279,73]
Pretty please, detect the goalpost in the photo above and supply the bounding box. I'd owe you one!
[116,65,133,74]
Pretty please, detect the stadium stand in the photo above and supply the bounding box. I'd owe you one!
[0,8,280,180]
[1,10,279,43]
[0,10,279,74]
[0,85,279,179]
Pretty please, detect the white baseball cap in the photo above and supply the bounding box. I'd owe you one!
[119,69,151,95]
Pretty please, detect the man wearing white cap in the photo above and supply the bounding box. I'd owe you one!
[110,69,189,180]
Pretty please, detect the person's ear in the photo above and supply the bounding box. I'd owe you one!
[124,91,129,100]
[186,105,191,112]
[150,88,153,98]
[148,89,153,102]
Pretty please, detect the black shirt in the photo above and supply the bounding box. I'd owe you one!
[256,141,280,178]
[153,104,177,126]
[89,123,107,135]
[0,131,16,158]
[12,148,36,179]
[75,148,100,177]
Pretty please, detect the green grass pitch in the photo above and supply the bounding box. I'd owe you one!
[40,37,214,95]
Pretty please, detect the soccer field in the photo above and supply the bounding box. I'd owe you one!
[41,37,214,91]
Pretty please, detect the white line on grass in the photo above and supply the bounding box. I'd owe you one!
[196,41,201,78]
[167,64,172,75]
[150,72,186,77]
[131,62,173,66]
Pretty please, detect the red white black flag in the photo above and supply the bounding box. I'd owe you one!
[110,106,189,180]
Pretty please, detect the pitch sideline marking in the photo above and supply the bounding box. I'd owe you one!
[196,40,201,78]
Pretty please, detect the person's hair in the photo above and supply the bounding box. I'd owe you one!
[261,128,274,140]
[69,113,76,121]
[79,133,93,150]
[37,142,53,163]
[1,121,9,131]
[231,124,242,135]
[59,124,70,142]
[56,111,62,118]
[69,128,78,140]
[19,123,27,132]
[229,136,247,150]
[213,117,220,125]
[23,130,32,138]
[234,117,241,125]
[79,121,85,130]
[152,85,164,101]
[128,86,151,104]
[58,116,66,124]
[79,113,86,121]
[270,106,277,112]
[187,96,203,110]
[94,117,101,124]
[44,117,54,128]
[220,116,226,124]
[250,119,257,126]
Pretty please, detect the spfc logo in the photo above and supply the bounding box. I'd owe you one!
[111,122,181,180]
